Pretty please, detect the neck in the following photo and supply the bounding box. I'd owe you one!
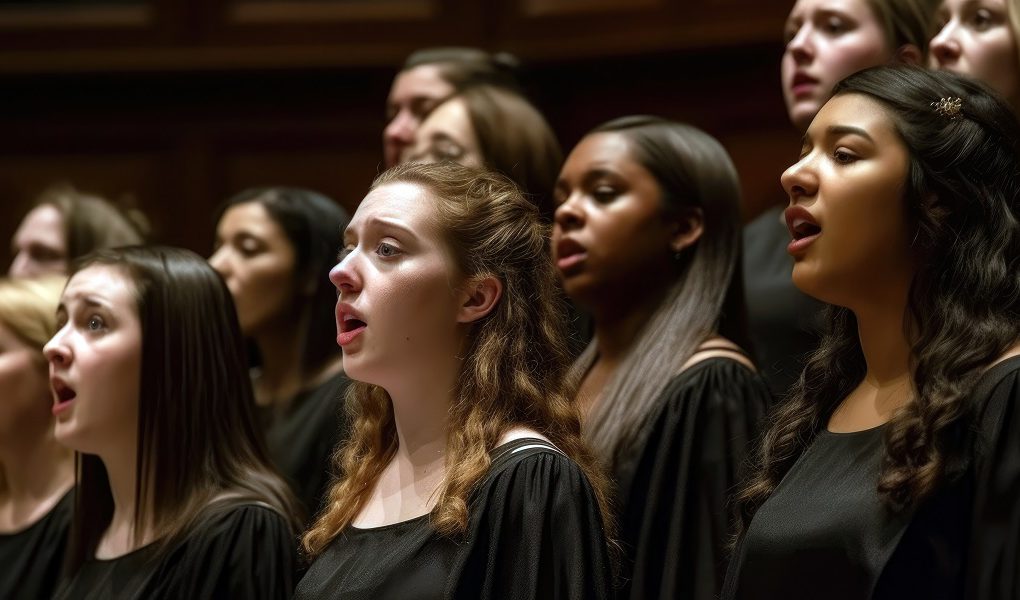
[385,359,459,470]
[253,320,310,406]
[853,285,913,387]
[98,436,150,549]
[0,431,73,522]
[590,282,671,364]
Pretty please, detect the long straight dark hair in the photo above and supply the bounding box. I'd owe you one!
[570,116,750,468]
[735,67,1020,534]
[66,246,300,571]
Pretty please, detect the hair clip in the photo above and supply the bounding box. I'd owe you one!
[931,97,963,120]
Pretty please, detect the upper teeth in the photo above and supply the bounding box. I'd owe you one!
[344,314,357,321]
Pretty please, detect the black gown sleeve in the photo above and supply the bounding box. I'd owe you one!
[618,359,770,600]
[450,448,614,600]
[967,362,1020,598]
[154,504,298,600]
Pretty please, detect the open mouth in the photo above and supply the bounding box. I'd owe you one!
[341,314,367,333]
[51,377,76,412]
[791,73,819,96]
[790,218,821,240]
[555,238,588,272]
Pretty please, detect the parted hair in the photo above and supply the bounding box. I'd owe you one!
[35,183,148,262]
[302,162,612,556]
[568,116,749,470]
[66,246,300,571]
[453,85,563,222]
[735,66,1020,535]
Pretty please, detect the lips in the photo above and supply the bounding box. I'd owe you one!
[51,376,76,416]
[784,206,822,255]
[790,72,820,97]
[554,237,588,274]
[335,303,367,347]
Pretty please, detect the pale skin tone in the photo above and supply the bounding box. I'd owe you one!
[8,204,67,278]
[403,96,485,167]
[330,183,544,526]
[383,65,457,168]
[44,266,153,557]
[782,94,1020,431]
[210,202,342,406]
[552,132,753,417]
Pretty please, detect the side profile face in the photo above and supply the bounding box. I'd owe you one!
[929,0,1020,110]
[0,320,52,443]
[43,265,142,455]
[404,97,485,168]
[329,182,467,389]
[782,0,892,131]
[9,204,67,278]
[383,65,457,169]
[781,93,914,308]
[209,202,298,337]
[552,132,682,309]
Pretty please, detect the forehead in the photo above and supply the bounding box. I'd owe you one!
[789,0,876,19]
[419,98,474,138]
[810,93,898,138]
[15,204,64,241]
[348,182,437,234]
[389,65,455,102]
[563,131,647,175]
[218,201,287,236]
[63,264,136,309]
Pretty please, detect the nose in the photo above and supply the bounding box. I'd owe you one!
[384,110,417,146]
[553,192,586,232]
[208,245,230,276]
[329,252,361,296]
[43,328,71,369]
[786,24,814,64]
[929,21,961,67]
[781,154,818,203]
[8,251,30,278]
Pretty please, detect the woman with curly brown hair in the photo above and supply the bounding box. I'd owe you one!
[723,66,1020,599]
[295,162,613,599]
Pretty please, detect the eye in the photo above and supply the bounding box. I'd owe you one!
[376,242,401,258]
[970,8,995,30]
[833,148,858,164]
[822,15,848,34]
[592,186,619,204]
[86,315,105,332]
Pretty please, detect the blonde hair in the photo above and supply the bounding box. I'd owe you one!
[302,162,612,556]
[0,276,66,352]
[0,275,66,494]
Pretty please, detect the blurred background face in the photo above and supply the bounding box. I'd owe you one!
[552,132,677,309]
[781,94,914,307]
[44,265,141,455]
[9,204,67,278]
[0,320,51,443]
[209,202,298,337]
[383,64,456,169]
[930,0,1020,109]
[404,97,484,167]
[782,0,892,131]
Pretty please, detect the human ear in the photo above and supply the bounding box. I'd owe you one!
[893,44,922,66]
[670,208,704,254]
[456,275,503,324]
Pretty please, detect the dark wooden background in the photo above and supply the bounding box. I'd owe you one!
[0,0,798,263]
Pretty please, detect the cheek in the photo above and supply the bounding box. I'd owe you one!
[822,36,890,82]
[376,267,458,346]
[0,358,50,430]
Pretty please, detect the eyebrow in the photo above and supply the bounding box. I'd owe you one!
[344,216,417,241]
[801,124,875,148]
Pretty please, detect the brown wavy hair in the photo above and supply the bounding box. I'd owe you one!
[302,161,612,556]
[735,66,1020,535]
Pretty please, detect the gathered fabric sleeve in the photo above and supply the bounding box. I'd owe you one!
[449,447,614,600]
[967,361,1020,598]
[155,504,298,600]
[616,358,770,600]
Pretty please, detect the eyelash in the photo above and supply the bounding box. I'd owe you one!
[833,149,857,164]
[336,242,402,261]
[86,316,106,332]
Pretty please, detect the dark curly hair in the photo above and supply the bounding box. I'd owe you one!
[735,66,1020,534]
